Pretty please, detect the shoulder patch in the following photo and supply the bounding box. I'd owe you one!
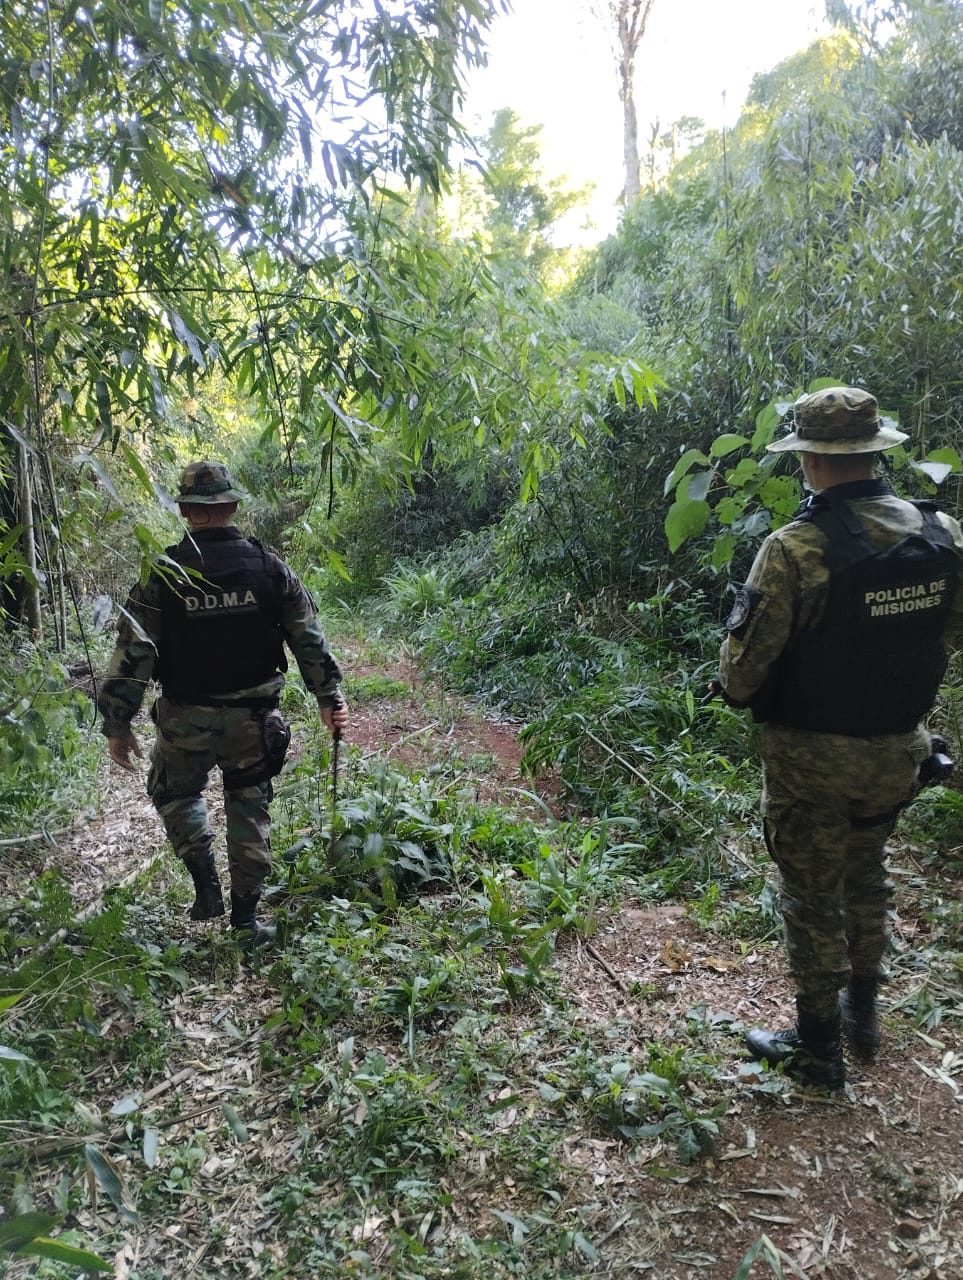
[723,584,763,639]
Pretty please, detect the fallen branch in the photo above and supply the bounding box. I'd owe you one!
[384,722,442,758]
[0,828,70,847]
[584,940,630,994]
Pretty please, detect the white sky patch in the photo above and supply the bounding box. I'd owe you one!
[464,0,830,243]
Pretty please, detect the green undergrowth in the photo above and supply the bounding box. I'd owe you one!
[379,550,761,826]
[0,709,755,1279]
[0,641,104,840]
[3,617,963,1277]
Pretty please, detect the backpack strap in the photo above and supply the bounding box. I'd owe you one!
[806,491,876,571]
[911,501,955,550]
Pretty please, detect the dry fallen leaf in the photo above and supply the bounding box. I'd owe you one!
[661,938,692,972]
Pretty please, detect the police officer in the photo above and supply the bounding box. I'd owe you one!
[98,461,348,946]
[718,388,963,1087]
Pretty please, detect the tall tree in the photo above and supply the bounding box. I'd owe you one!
[589,0,657,204]
[475,109,589,275]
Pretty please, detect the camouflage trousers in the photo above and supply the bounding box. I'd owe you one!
[147,697,289,897]
[759,722,931,1020]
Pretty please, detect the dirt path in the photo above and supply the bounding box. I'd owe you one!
[4,655,963,1280]
[0,756,168,944]
[560,892,963,1278]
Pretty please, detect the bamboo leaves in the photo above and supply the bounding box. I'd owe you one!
[0,0,509,632]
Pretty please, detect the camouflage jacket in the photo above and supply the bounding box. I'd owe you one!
[719,479,963,707]
[98,528,342,736]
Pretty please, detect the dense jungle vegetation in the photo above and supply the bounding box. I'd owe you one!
[4,1,963,1276]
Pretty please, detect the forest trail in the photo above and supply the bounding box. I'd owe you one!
[4,644,963,1280]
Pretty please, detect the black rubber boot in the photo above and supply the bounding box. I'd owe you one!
[183,851,225,921]
[840,974,880,1059]
[230,889,276,949]
[745,1003,845,1089]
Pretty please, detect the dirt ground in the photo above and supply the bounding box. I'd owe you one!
[559,898,963,1279]
[5,662,963,1280]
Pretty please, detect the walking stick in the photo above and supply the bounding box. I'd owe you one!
[329,722,342,858]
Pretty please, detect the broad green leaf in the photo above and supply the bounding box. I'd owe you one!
[760,475,801,515]
[665,498,710,553]
[750,402,781,452]
[363,831,385,857]
[731,1236,767,1280]
[676,1125,701,1165]
[5,419,37,455]
[806,377,845,393]
[924,446,963,471]
[0,1044,30,1062]
[709,433,749,459]
[715,496,746,526]
[710,531,738,570]
[0,1213,58,1250]
[150,368,167,419]
[687,471,711,501]
[726,458,761,487]
[663,448,710,498]
[17,1238,112,1271]
[731,1232,807,1279]
[10,100,23,154]
[491,1210,528,1244]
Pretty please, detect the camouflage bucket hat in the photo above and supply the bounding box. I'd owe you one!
[766,386,908,455]
[176,460,248,504]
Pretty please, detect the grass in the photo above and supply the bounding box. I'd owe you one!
[345,673,413,703]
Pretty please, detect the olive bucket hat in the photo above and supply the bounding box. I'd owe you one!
[766,386,908,455]
[176,460,248,504]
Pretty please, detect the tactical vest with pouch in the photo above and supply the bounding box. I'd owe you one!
[156,531,287,702]
[751,495,959,734]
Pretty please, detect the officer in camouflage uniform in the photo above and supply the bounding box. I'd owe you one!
[718,388,963,1087]
[98,461,348,947]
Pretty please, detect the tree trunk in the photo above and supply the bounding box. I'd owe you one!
[16,442,43,640]
[622,73,641,203]
[610,0,657,206]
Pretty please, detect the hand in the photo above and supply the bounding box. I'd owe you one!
[321,697,348,741]
[107,733,143,772]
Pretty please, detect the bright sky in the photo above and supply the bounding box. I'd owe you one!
[464,0,830,241]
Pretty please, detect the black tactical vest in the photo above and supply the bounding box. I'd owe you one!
[155,530,287,702]
[752,496,959,735]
